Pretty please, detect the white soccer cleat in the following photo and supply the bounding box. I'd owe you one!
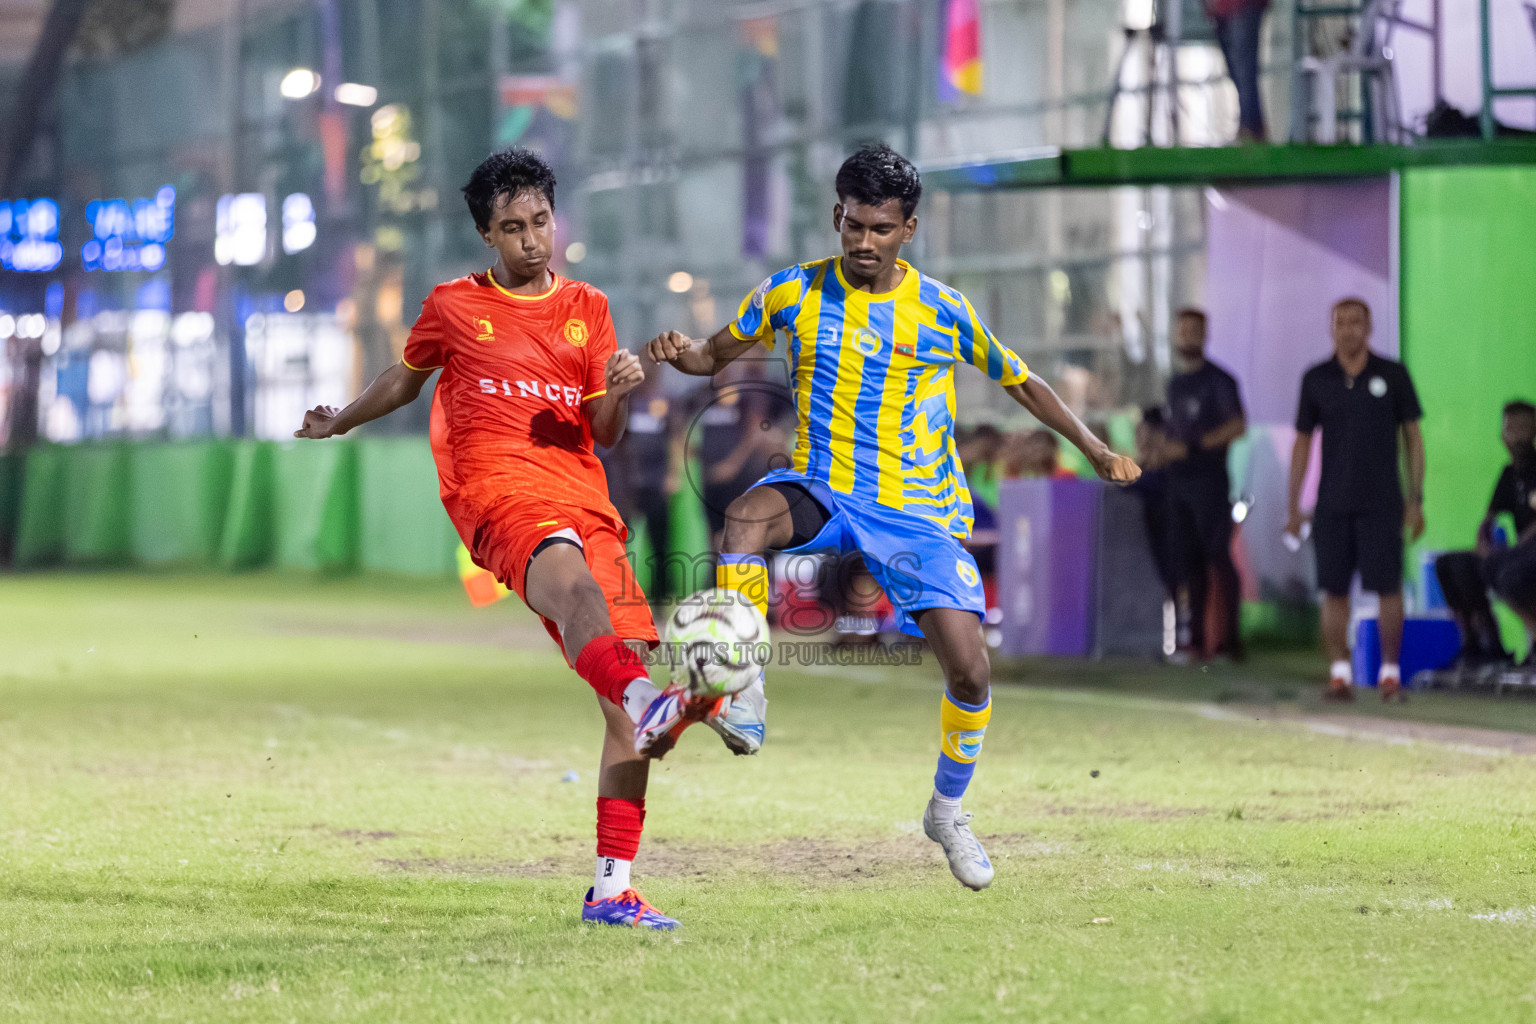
[922,802,994,891]
[705,674,767,756]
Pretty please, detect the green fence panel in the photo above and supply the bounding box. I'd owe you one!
[13,445,67,568]
[129,442,235,566]
[219,441,276,569]
[670,463,713,594]
[356,437,457,576]
[62,444,131,565]
[272,441,359,572]
[1400,165,1536,656]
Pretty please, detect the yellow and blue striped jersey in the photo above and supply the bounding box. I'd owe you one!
[730,256,1029,538]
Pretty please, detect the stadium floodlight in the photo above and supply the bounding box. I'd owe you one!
[667,271,693,293]
[0,314,13,340]
[215,193,267,267]
[282,193,316,253]
[280,68,321,99]
[334,83,378,107]
[284,289,305,313]
[565,242,587,264]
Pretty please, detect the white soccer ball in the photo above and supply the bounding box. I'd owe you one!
[664,588,770,699]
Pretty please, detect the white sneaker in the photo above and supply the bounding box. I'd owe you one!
[705,675,767,756]
[922,802,994,890]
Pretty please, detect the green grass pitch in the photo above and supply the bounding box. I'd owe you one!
[3,573,1536,1022]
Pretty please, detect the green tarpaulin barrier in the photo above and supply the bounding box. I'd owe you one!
[272,441,358,572]
[1400,165,1536,658]
[129,442,235,566]
[219,442,275,569]
[13,445,67,568]
[356,437,458,576]
[62,444,131,566]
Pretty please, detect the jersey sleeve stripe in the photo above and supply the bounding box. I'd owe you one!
[581,389,607,402]
[401,357,442,372]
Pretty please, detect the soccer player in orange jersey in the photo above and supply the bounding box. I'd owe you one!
[294,148,707,930]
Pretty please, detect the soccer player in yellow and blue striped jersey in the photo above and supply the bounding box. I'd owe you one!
[647,144,1140,890]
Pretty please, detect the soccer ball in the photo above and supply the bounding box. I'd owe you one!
[664,588,769,699]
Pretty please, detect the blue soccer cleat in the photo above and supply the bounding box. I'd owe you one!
[633,684,721,760]
[581,887,680,930]
[705,674,767,756]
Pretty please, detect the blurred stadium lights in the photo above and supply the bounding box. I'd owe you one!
[333,83,377,107]
[284,289,305,313]
[0,313,13,339]
[282,193,316,254]
[81,186,174,272]
[279,68,321,99]
[215,193,266,267]
[667,271,693,293]
[0,197,63,273]
[564,242,586,264]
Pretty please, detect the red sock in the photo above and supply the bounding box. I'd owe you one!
[574,635,646,706]
[596,796,645,861]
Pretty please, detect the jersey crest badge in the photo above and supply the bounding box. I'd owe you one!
[852,327,882,356]
[563,318,589,347]
[475,317,494,341]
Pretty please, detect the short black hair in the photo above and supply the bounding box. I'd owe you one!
[835,142,922,219]
[1177,307,1207,326]
[1505,400,1536,421]
[462,147,556,232]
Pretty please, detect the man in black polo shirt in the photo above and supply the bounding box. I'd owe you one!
[1286,298,1426,701]
[1162,308,1247,659]
[1435,400,1536,665]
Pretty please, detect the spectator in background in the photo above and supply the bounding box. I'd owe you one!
[1286,298,1425,701]
[957,424,1004,577]
[1206,0,1268,142]
[1435,400,1536,666]
[1133,406,1183,613]
[1003,428,1076,480]
[1162,308,1247,660]
[607,361,681,606]
[685,362,789,549]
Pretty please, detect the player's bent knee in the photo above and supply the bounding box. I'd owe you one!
[945,658,991,706]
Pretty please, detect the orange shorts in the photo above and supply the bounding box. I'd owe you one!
[471,496,659,660]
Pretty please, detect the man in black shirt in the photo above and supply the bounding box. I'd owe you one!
[1286,298,1426,701]
[1162,308,1247,659]
[1435,400,1536,664]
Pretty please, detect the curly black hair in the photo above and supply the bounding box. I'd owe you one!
[462,147,557,231]
[835,142,922,219]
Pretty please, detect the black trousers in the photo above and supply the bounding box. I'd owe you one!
[1168,468,1241,656]
[629,486,673,603]
[1434,550,1507,660]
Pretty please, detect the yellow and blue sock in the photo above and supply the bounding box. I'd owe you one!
[716,554,769,618]
[932,690,990,815]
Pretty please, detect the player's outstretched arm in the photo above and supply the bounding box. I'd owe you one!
[645,327,756,377]
[294,362,434,439]
[1003,376,1140,485]
[586,349,646,448]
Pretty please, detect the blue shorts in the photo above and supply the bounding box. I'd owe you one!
[750,471,985,636]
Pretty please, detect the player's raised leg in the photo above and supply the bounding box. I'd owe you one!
[915,607,995,891]
[521,539,680,927]
[705,486,800,754]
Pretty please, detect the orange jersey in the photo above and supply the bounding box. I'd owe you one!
[403,271,621,541]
